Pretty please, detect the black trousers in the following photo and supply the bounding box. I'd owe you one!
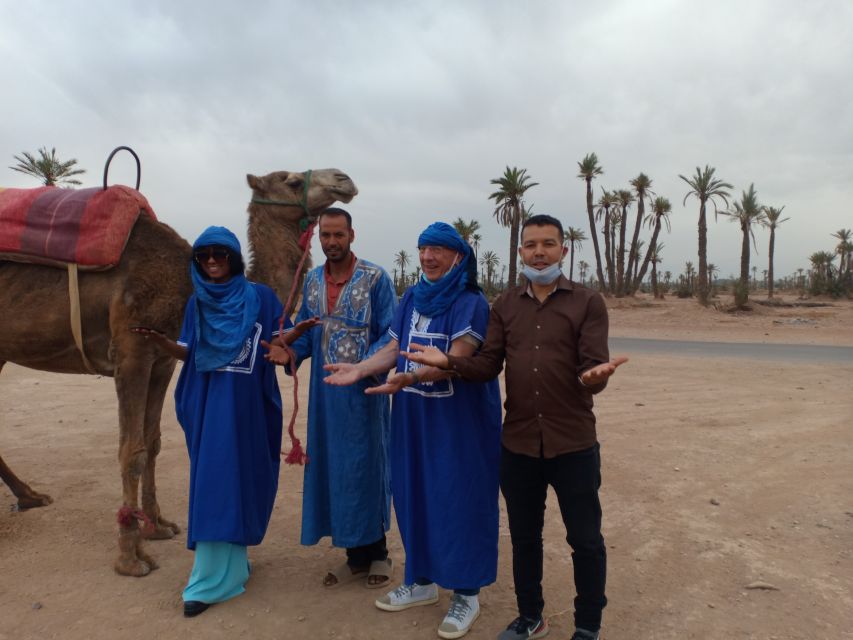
[500,444,607,631]
[346,534,388,568]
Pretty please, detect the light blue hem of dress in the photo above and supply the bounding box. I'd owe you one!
[183,541,250,604]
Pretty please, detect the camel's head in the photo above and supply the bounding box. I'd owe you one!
[246,169,358,222]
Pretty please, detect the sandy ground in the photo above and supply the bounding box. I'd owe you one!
[1,293,851,640]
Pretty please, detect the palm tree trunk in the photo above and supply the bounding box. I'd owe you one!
[697,200,710,306]
[609,222,617,294]
[616,206,628,297]
[507,207,520,288]
[768,228,776,298]
[737,222,750,306]
[634,221,661,292]
[569,244,575,281]
[651,261,659,298]
[602,209,613,291]
[626,196,645,294]
[585,178,607,292]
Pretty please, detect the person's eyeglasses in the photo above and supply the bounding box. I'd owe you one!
[194,249,230,263]
[418,245,448,256]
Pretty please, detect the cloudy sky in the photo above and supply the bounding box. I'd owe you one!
[2,0,850,283]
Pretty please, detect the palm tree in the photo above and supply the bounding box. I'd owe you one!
[595,190,618,292]
[632,239,644,285]
[479,250,500,291]
[489,167,538,288]
[634,196,672,293]
[707,263,718,294]
[563,226,587,282]
[680,165,733,306]
[626,173,653,293]
[10,147,86,186]
[809,251,835,293]
[684,261,695,293]
[577,154,607,293]
[452,218,481,245]
[614,189,635,296]
[830,228,852,281]
[650,243,664,299]
[609,209,620,291]
[452,218,482,280]
[394,249,411,293]
[578,260,590,285]
[762,206,790,298]
[471,232,482,261]
[721,184,765,307]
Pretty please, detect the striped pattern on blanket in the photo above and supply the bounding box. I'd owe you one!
[0,185,156,270]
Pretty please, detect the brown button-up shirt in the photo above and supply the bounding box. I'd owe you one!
[446,276,609,458]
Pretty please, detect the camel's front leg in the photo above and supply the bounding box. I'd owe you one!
[140,356,180,540]
[0,454,53,510]
[113,356,157,577]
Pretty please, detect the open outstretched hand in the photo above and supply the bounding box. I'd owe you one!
[401,343,450,369]
[130,326,187,361]
[281,316,321,346]
[130,326,169,342]
[261,317,321,365]
[580,356,629,386]
[364,372,411,395]
[323,362,362,386]
[261,340,291,365]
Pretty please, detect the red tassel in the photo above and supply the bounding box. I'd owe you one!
[116,505,155,534]
[284,438,308,465]
[297,224,315,251]
[276,222,316,466]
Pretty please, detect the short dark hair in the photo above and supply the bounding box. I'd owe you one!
[522,214,564,240]
[319,207,352,228]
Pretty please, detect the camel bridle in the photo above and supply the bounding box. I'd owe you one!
[250,169,315,225]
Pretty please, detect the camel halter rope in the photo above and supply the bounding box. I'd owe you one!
[250,170,316,466]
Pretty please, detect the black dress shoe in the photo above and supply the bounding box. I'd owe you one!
[183,601,210,617]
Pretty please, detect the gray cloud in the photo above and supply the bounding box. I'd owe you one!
[2,0,850,283]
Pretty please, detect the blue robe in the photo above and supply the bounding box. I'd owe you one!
[389,288,502,588]
[290,259,397,548]
[175,283,288,550]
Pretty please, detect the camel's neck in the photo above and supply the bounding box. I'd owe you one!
[246,206,312,311]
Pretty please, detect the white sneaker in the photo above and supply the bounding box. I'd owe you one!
[375,582,439,611]
[437,593,480,639]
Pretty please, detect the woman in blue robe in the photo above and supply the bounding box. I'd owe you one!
[134,226,296,618]
[324,223,501,640]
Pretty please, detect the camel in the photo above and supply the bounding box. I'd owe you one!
[0,168,357,576]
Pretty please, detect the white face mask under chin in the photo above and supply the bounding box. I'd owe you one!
[521,262,562,285]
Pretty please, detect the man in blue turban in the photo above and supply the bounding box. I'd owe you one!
[323,222,502,639]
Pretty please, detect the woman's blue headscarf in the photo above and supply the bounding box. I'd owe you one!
[190,226,260,372]
[412,222,476,318]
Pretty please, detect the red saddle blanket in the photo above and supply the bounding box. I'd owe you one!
[0,185,157,270]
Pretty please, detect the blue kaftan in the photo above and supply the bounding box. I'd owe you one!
[175,283,288,550]
[389,288,502,589]
[290,259,397,548]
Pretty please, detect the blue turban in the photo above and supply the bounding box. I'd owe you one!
[190,226,260,372]
[412,222,476,317]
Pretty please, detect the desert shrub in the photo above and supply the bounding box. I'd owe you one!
[733,280,749,307]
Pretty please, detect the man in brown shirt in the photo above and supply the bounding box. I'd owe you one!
[404,214,627,640]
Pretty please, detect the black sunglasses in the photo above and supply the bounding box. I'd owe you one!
[194,248,230,263]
